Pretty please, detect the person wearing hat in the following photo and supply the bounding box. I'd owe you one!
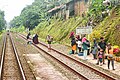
[82,37,89,60]
[106,43,115,70]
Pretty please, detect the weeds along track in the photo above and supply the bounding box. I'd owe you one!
[19,33,120,80]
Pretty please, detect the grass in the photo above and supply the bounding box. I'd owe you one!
[19,5,120,48]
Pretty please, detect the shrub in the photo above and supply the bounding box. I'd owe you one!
[113,46,120,56]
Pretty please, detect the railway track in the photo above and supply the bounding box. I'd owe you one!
[19,33,120,80]
[0,33,26,80]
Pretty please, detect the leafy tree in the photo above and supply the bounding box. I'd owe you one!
[10,0,48,30]
[0,10,6,31]
[9,0,74,30]
[88,0,104,18]
[10,16,22,28]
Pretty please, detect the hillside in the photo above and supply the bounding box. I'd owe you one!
[32,16,87,44]
[9,0,120,46]
[32,5,120,46]
[91,5,120,46]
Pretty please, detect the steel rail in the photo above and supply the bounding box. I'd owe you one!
[33,42,89,80]
[0,33,26,80]
[9,34,26,80]
[34,40,117,80]
[0,36,6,80]
[19,33,119,80]
[18,34,89,79]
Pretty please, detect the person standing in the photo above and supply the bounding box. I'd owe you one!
[69,32,74,41]
[27,32,31,39]
[92,38,98,59]
[46,34,53,52]
[76,39,82,53]
[71,38,77,54]
[26,32,31,44]
[98,49,104,66]
[106,43,115,70]
[97,37,107,64]
[75,35,80,54]
[82,37,89,60]
[86,39,90,55]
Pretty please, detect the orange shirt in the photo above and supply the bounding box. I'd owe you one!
[106,47,113,54]
[72,45,77,51]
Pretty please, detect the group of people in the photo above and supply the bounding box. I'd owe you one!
[70,32,90,60]
[26,32,39,44]
[70,32,115,70]
[26,33,53,51]
[93,37,115,70]
[26,32,115,70]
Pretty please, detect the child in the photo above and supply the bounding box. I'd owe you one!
[98,49,104,66]
[76,39,82,53]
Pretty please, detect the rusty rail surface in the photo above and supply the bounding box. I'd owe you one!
[19,33,119,80]
[0,33,26,80]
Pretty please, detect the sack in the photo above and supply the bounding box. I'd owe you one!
[78,52,83,56]
[107,54,114,60]
[69,50,73,55]
[108,54,113,58]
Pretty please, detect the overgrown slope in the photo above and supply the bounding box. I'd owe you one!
[32,5,120,46]
[90,5,120,46]
[32,17,87,44]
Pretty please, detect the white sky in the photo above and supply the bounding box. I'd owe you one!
[0,0,34,22]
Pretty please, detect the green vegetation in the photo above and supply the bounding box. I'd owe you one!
[0,10,6,31]
[32,17,83,44]
[9,0,120,47]
[91,5,120,46]
[0,31,3,39]
[11,26,25,33]
[9,0,71,30]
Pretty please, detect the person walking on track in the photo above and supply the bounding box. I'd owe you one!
[46,34,53,52]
